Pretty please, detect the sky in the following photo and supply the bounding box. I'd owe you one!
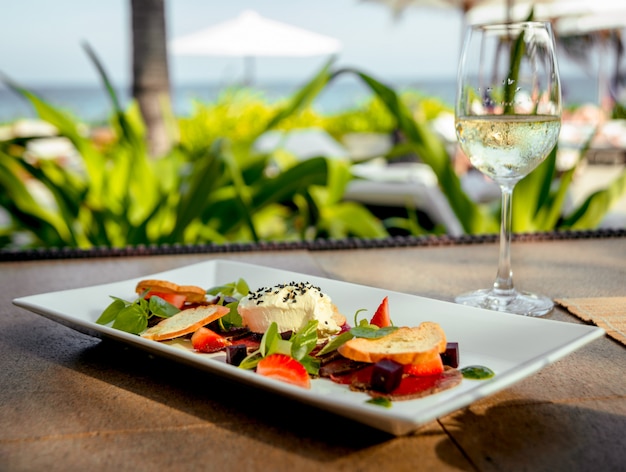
[0,0,474,88]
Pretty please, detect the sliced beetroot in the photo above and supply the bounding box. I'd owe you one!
[225,344,248,366]
[441,342,459,368]
[370,359,404,393]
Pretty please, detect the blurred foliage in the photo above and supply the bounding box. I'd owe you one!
[0,53,625,250]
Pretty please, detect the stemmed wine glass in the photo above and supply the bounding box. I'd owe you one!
[454,21,562,316]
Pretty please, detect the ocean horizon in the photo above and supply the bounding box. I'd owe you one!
[0,75,602,125]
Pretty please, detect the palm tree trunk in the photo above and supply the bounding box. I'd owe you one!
[131,0,174,157]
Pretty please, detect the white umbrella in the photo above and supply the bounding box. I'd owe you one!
[363,0,488,15]
[169,10,342,84]
[363,0,517,27]
[466,0,623,25]
[556,10,626,37]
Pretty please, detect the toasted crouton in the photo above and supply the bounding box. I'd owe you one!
[337,322,447,365]
[141,304,230,341]
[135,279,206,303]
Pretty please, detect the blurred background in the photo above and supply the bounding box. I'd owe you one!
[0,0,624,250]
[1,0,620,122]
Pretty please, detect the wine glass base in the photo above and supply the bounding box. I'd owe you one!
[455,288,554,317]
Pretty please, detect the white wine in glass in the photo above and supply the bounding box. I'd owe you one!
[455,22,562,316]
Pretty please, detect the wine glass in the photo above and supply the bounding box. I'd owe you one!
[454,21,562,316]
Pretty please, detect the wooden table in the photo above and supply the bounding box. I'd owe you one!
[1,231,625,471]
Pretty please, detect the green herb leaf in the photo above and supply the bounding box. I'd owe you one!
[316,330,354,356]
[148,295,180,318]
[350,326,398,339]
[238,325,291,370]
[235,278,249,296]
[316,325,397,356]
[96,298,126,325]
[208,279,249,330]
[366,397,392,408]
[112,304,148,334]
[238,351,264,370]
[260,322,280,357]
[206,283,236,297]
[299,355,321,376]
[290,320,318,360]
[220,300,243,329]
[239,322,285,371]
[239,320,319,372]
[207,278,250,299]
[273,339,293,356]
[353,308,368,327]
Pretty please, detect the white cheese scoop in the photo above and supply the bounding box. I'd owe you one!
[237,282,343,337]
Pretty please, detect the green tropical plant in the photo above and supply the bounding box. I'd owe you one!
[0,52,387,249]
[1,51,624,250]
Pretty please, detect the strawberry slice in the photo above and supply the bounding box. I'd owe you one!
[144,291,187,309]
[191,327,231,353]
[256,354,311,389]
[404,354,444,377]
[370,296,391,328]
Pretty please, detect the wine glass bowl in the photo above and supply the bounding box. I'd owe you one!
[454,22,562,316]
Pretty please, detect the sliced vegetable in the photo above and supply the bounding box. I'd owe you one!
[225,344,248,366]
[441,342,459,368]
[371,359,403,392]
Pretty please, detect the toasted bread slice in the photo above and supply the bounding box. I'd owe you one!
[141,304,230,341]
[337,322,447,365]
[135,279,206,303]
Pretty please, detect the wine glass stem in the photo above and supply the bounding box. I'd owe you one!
[494,184,515,294]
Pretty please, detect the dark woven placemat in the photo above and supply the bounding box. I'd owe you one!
[1,228,624,262]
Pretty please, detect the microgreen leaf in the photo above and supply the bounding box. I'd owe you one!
[350,326,398,339]
[96,298,126,325]
[353,308,368,327]
[208,279,249,329]
[290,320,318,360]
[206,283,236,297]
[235,278,249,296]
[239,322,288,370]
[299,355,321,376]
[316,330,354,356]
[317,325,398,356]
[239,322,282,370]
[260,322,280,357]
[147,295,180,318]
[207,278,249,300]
[238,321,320,373]
[238,351,263,370]
[273,339,293,356]
[112,304,148,334]
[219,300,243,329]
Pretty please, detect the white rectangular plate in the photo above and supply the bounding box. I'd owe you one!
[13,259,604,436]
